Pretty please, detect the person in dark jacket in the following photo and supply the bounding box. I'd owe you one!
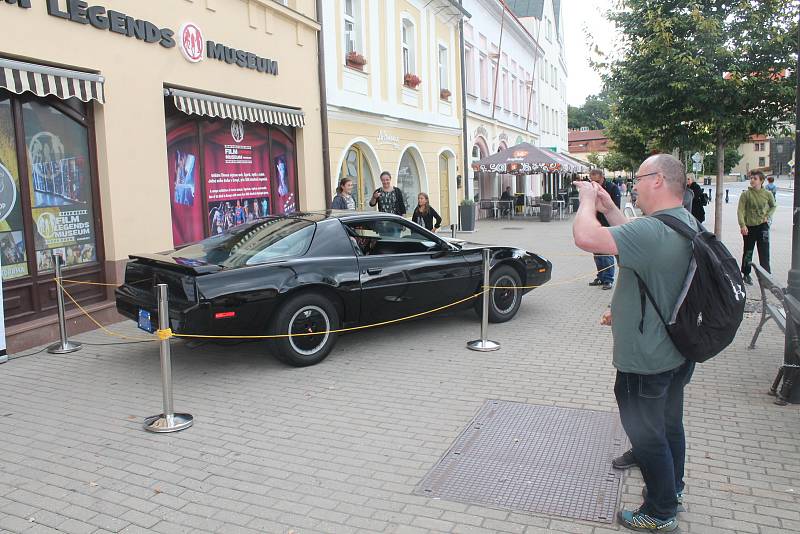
[686,175,706,222]
[369,171,406,215]
[412,192,442,232]
[588,169,621,290]
[331,177,356,210]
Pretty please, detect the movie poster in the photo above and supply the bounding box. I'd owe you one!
[270,129,297,215]
[23,100,97,273]
[0,100,28,281]
[202,119,271,233]
[166,119,204,246]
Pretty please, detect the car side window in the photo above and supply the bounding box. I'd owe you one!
[344,220,438,256]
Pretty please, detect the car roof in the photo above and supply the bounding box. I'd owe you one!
[286,210,406,223]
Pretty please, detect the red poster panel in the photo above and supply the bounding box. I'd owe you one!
[270,128,297,215]
[202,120,271,234]
[166,121,204,246]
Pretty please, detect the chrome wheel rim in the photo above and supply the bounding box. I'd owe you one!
[492,274,518,315]
[288,305,330,356]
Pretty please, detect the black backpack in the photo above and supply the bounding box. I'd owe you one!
[634,214,746,363]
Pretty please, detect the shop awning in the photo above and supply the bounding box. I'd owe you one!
[165,88,305,128]
[0,58,105,104]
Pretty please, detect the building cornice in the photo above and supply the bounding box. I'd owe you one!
[327,106,463,136]
[256,0,321,31]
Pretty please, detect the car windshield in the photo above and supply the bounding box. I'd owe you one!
[168,218,315,268]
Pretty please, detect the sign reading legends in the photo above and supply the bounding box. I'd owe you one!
[3,0,279,76]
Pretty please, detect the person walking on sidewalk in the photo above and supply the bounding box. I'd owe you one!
[369,171,407,216]
[686,175,707,223]
[738,170,776,285]
[572,153,697,533]
[587,169,621,290]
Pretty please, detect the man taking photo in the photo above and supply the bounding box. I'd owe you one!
[587,169,621,290]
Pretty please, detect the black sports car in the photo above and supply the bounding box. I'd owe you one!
[115,211,552,366]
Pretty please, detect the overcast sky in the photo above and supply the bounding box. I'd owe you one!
[561,0,617,107]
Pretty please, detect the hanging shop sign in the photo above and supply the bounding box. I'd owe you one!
[4,1,279,75]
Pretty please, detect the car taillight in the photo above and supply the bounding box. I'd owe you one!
[214,311,236,319]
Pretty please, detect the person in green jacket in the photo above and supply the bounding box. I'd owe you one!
[738,170,777,285]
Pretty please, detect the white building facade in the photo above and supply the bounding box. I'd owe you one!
[462,0,545,200]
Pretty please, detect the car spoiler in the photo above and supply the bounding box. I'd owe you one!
[128,253,222,275]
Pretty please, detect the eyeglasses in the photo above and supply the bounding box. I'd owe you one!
[634,172,659,181]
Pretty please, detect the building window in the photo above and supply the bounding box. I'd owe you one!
[438,45,449,93]
[543,60,548,83]
[479,53,488,100]
[511,75,518,114]
[502,70,508,109]
[540,59,545,80]
[465,46,474,94]
[541,103,546,131]
[759,157,766,167]
[398,149,421,211]
[401,18,416,76]
[777,144,784,153]
[546,18,553,41]
[0,93,105,325]
[343,0,363,57]
[340,144,375,210]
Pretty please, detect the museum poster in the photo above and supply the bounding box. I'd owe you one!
[167,120,204,246]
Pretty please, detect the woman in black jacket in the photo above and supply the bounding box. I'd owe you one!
[412,192,442,232]
[687,175,707,222]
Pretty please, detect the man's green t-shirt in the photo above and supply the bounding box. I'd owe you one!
[607,207,696,374]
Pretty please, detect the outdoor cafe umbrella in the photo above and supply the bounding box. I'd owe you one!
[471,142,563,197]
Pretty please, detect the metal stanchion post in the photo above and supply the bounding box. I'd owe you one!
[467,249,500,352]
[144,283,193,433]
[451,224,457,238]
[47,254,81,354]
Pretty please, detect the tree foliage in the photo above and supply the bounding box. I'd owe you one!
[599,0,797,235]
[702,146,743,175]
[568,92,611,130]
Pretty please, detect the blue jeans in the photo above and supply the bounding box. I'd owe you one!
[594,254,615,283]
[614,360,696,519]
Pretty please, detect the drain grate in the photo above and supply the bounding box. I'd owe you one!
[414,400,628,523]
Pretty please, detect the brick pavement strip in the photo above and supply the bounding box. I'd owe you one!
[0,199,798,533]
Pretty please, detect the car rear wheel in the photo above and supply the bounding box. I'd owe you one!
[270,292,339,367]
[474,264,522,323]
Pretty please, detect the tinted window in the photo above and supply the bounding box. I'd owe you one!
[168,218,314,268]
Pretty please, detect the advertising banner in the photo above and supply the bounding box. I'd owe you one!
[0,252,5,364]
[167,121,204,246]
[203,119,270,234]
[0,100,28,282]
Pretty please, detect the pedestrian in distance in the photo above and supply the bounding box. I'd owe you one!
[572,153,700,533]
[500,186,514,217]
[331,177,356,210]
[737,170,776,285]
[765,175,778,200]
[369,171,406,215]
[587,169,621,290]
[412,192,442,232]
[686,175,707,223]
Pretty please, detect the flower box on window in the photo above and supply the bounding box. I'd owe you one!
[440,88,451,101]
[346,51,367,71]
[403,73,422,89]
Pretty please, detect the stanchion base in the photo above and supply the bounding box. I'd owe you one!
[467,339,501,352]
[47,341,82,354]
[143,413,194,433]
[0,354,7,364]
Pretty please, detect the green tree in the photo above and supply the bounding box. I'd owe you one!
[600,0,796,236]
[586,152,604,168]
[568,92,611,130]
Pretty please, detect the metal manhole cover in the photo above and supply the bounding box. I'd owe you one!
[414,400,628,523]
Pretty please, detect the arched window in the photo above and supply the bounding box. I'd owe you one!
[401,18,416,76]
[339,144,374,209]
[397,149,421,211]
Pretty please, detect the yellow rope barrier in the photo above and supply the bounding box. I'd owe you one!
[57,260,614,342]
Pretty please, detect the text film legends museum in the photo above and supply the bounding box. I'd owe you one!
[0,0,326,351]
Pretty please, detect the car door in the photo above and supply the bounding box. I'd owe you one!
[345,218,471,324]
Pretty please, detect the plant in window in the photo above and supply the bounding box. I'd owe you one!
[346,51,367,70]
[440,88,451,101]
[404,73,422,89]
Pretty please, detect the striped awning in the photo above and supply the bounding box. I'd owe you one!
[0,58,105,104]
[165,88,305,128]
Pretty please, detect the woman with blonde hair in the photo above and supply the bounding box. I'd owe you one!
[412,192,442,232]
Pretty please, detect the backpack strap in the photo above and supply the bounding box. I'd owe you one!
[634,271,668,333]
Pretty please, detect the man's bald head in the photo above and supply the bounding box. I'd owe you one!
[642,153,686,198]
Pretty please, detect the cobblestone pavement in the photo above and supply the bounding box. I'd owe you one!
[1,199,798,534]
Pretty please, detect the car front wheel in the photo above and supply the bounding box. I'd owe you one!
[474,264,522,323]
[270,292,340,367]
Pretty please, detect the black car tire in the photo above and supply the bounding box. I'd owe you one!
[474,264,522,323]
[270,292,340,367]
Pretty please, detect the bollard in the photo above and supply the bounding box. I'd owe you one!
[467,249,500,352]
[144,283,193,433]
[47,254,82,354]
[451,224,456,238]
[725,189,729,203]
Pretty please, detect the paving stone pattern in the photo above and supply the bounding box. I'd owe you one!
[0,198,798,534]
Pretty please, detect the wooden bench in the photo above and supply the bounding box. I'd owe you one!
[748,264,786,349]
[770,293,800,405]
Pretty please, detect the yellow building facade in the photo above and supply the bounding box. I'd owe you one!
[321,0,469,226]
